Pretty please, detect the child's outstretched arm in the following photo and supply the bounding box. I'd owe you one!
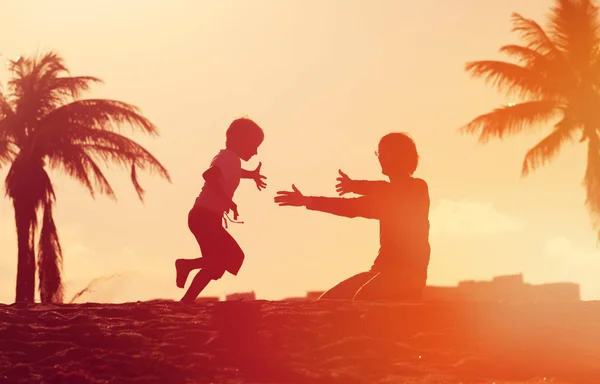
[241,162,267,190]
[336,170,387,196]
[274,184,381,219]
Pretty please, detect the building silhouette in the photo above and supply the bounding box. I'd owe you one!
[423,274,580,302]
[225,291,256,301]
[196,274,579,302]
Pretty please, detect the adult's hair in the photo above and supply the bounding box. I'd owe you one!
[378,132,419,175]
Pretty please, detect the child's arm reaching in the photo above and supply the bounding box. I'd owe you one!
[336,170,388,196]
[241,162,267,191]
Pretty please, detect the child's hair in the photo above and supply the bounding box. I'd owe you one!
[226,117,264,147]
[378,132,419,176]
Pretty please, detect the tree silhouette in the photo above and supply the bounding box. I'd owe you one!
[462,0,600,239]
[0,52,171,303]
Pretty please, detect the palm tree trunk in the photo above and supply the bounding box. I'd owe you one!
[38,201,64,304]
[13,199,37,303]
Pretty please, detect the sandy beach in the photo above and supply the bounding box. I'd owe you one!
[0,299,598,383]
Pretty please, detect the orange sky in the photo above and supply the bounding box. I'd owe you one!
[1,0,599,303]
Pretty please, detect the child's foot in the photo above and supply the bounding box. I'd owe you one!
[175,259,191,288]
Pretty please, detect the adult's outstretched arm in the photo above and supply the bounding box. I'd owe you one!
[305,196,380,219]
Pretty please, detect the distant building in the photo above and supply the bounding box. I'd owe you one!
[423,274,580,302]
[225,291,256,301]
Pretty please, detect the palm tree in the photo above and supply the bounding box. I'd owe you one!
[0,127,15,166]
[461,0,600,239]
[0,52,171,304]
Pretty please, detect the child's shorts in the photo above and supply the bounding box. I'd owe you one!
[188,205,244,280]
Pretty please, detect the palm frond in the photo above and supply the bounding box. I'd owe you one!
[499,44,569,74]
[7,52,103,126]
[82,137,171,201]
[0,90,15,117]
[46,144,116,200]
[7,51,67,95]
[37,200,63,304]
[0,141,16,166]
[42,99,159,136]
[7,56,33,97]
[548,0,600,67]
[88,143,171,201]
[0,90,23,147]
[498,44,575,93]
[521,117,578,176]
[511,13,565,58]
[41,124,170,201]
[30,51,67,78]
[130,162,144,200]
[460,100,561,143]
[70,127,169,179]
[92,143,169,183]
[37,76,103,116]
[0,124,16,165]
[0,91,17,164]
[83,136,171,201]
[499,44,547,66]
[44,76,102,99]
[465,60,559,99]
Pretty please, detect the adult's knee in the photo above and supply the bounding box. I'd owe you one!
[352,273,424,302]
[319,271,376,301]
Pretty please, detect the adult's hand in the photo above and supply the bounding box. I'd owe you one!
[274,184,307,207]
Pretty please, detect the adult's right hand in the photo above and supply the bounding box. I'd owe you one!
[274,184,307,207]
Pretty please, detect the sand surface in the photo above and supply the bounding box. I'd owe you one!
[0,300,598,383]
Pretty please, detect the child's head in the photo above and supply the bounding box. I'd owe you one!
[376,132,419,177]
[226,117,264,161]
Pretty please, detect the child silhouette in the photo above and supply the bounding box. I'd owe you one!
[176,117,266,303]
[275,133,430,301]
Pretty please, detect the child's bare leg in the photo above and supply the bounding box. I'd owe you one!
[175,258,206,288]
[180,269,213,303]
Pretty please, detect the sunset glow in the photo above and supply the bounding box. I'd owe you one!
[0,0,599,303]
